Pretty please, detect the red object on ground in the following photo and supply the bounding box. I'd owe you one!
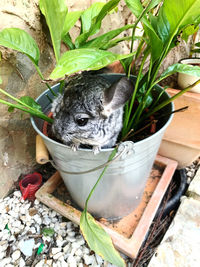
[19,172,42,200]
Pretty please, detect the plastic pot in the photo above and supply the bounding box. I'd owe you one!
[31,74,173,220]
[178,58,200,93]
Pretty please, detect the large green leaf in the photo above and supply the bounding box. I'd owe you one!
[157,63,200,83]
[62,11,83,39]
[39,0,68,62]
[80,2,105,34]
[75,0,120,48]
[125,0,163,62]
[0,28,40,65]
[125,0,162,30]
[157,0,200,43]
[80,211,125,267]
[82,24,134,49]
[19,96,42,112]
[50,48,135,79]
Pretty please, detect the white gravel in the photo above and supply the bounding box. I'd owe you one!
[0,191,122,267]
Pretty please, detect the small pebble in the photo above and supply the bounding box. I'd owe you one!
[11,250,21,261]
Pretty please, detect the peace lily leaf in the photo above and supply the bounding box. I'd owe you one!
[102,36,134,50]
[75,0,120,48]
[80,211,125,267]
[157,0,200,43]
[81,2,105,34]
[0,28,40,65]
[62,33,75,50]
[195,42,200,48]
[125,0,163,62]
[181,24,199,42]
[39,0,68,62]
[157,63,200,83]
[19,96,42,112]
[62,11,83,39]
[50,48,135,79]
[82,24,134,49]
[125,0,162,32]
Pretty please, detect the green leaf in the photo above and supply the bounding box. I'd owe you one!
[50,48,135,79]
[8,106,15,112]
[125,0,163,62]
[75,0,120,48]
[0,76,2,84]
[82,24,134,49]
[101,36,133,50]
[62,10,83,39]
[80,211,125,267]
[157,0,200,43]
[80,2,105,34]
[0,28,40,65]
[19,96,42,112]
[195,42,200,48]
[62,33,75,50]
[181,24,199,42]
[157,63,200,83]
[125,0,162,31]
[42,227,55,237]
[39,0,68,62]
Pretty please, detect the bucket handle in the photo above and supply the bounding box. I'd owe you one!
[48,141,134,175]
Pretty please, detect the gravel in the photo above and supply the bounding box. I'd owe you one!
[0,191,123,267]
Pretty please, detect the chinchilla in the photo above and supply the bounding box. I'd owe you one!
[51,72,133,154]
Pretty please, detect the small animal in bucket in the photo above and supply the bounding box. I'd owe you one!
[51,73,133,154]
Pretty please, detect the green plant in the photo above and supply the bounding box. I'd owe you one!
[1,0,200,266]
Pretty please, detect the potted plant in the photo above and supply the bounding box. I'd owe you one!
[1,0,200,266]
[177,40,200,93]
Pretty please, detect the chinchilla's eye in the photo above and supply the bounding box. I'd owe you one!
[75,117,88,126]
[74,113,90,126]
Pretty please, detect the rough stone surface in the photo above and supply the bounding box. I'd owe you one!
[0,0,55,198]
[148,166,200,267]
[187,168,200,197]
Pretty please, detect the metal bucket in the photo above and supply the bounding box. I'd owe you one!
[31,74,173,220]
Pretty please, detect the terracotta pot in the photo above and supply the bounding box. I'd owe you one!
[159,88,200,167]
[178,58,200,93]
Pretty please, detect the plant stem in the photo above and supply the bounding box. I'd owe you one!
[0,88,41,113]
[84,148,117,210]
[123,49,149,136]
[33,63,57,97]
[127,0,153,78]
[145,79,200,118]
[0,98,53,123]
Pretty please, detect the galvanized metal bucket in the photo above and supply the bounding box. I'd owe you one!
[31,74,173,220]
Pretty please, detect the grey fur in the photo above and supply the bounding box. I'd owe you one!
[51,73,133,153]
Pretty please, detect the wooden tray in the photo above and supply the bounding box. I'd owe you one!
[36,155,177,259]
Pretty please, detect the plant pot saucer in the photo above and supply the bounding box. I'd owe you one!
[35,155,177,259]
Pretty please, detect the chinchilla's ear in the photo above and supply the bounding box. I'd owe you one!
[102,77,134,116]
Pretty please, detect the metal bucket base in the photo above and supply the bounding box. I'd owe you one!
[36,155,178,259]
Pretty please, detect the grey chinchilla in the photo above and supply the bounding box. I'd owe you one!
[51,72,133,153]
